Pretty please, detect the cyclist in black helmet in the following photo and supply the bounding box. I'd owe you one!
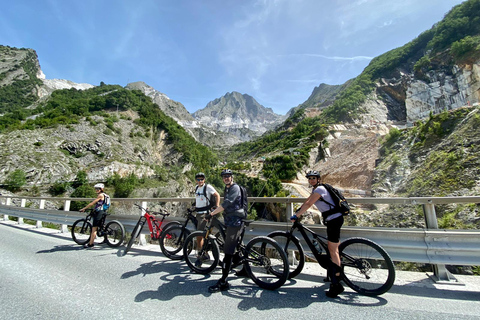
[194,172,220,266]
[206,169,245,293]
[291,170,345,298]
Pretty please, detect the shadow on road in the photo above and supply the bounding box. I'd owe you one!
[131,269,389,310]
[36,244,83,253]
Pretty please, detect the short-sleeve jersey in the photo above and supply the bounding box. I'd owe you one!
[195,184,217,213]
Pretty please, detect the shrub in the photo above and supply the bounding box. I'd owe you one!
[4,169,26,192]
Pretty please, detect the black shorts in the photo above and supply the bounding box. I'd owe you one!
[223,224,244,255]
[92,210,106,227]
[325,215,344,243]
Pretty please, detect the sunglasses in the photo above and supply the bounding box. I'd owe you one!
[308,177,317,180]
[196,178,204,181]
[222,175,232,179]
[95,187,102,190]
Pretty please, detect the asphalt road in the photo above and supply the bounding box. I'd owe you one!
[1,221,480,320]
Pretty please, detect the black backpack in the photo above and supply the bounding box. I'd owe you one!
[239,184,249,217]
[320,183,350,216]
[195,184,216,212]
[225,183,248,218]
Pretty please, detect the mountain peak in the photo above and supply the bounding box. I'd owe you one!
[192,91,285,138]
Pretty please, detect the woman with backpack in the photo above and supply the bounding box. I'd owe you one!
[205,169,246,293]
[291,170,345,298]
[79,183,109,249]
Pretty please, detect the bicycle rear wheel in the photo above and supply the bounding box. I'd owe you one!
[159,224,191,260]
[104,221,125,247]
[267,231,305,279]
[71,219,92,245]
[340,237,395,296]
[124,223,143,254]
[244,236,289,290]
[184,231,220,274]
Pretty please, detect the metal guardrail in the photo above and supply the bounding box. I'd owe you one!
[1,195,480,282]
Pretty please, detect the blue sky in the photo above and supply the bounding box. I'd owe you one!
[0,0,465,115]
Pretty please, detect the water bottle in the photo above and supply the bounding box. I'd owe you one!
[312,239,322,254]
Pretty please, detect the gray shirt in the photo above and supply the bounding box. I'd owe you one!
[222,184,245,217]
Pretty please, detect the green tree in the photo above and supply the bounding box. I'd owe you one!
[70,184,97,211]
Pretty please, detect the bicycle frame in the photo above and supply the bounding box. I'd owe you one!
[289,220,331,269]
[202,216,227,248]
[134,204,170,240]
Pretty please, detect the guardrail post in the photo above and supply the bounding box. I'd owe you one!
[3,197,12,221]
[286,202,294,221]
[18,199,27,224]
[423,201,456,282]
[139,201,148,245]
[62,200,71,233]
[37,199,45,228]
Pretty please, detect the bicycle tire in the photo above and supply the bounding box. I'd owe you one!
[339,237,395,296]
[266,231,305,279]
[157,221,181,238]
[159,224,191,260]
[244,236,289,290]
[71,219,92,245]
[124,223,143,254]
[104,220,125,247]
[184,230,220,274]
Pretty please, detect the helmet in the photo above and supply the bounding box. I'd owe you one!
[94,183,105,189]
[305,170,320,178]
[195,172,206,179]
[220,169,233,176]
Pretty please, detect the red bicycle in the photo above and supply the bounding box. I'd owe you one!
[123,204,180,255]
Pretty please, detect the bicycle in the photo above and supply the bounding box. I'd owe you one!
[124,204,181,255]
[267,217,395,296]
[183,216,289,290]
[71,209,125,247]
[159,207,198,260]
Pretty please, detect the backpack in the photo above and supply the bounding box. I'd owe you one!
[195,184,216,212]
[239,184,249,217]
[102,193,111,211]
[225,183,248,218]
[319,183,350,216]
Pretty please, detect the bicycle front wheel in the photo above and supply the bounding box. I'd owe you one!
[184,231,220,274]
[340,237,395,296]
[267,231,305,279]
[104,221,125,247]
[159,224,191,260]
[125,223,143,254]
[71,219,92,245]
[244,236,289,290]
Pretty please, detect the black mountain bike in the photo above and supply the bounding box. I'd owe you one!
[124,204,181,255]
[183,216,290,290]
[71,210,125,247]
[159,207,198,260]
[268,218,395,296]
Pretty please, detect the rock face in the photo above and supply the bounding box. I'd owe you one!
[125,81,194,122]
[0,115,178,185]
[193,91,286,141]
[360,60,480,125]
[405,63,480,122]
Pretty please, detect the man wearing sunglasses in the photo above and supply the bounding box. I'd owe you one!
[206,169,246,293]
[194,172,220,266]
